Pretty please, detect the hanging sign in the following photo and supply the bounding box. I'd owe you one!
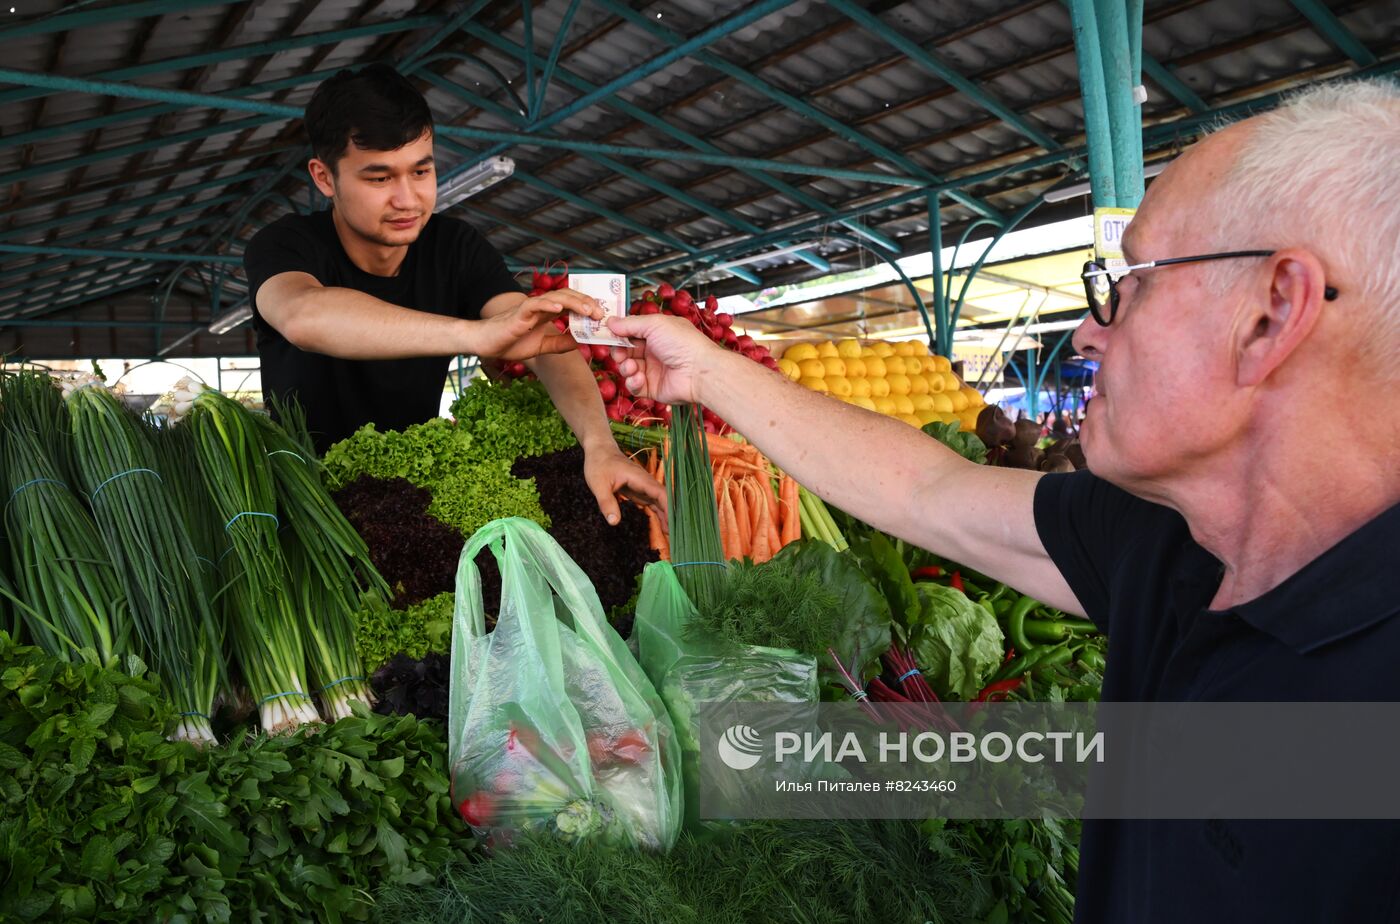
[1094,207,1136,275]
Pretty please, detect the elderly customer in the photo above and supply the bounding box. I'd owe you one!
[607,78,1400,923]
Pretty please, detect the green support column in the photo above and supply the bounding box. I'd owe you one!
[1068,0,1117,207]
[1094,0,1144,204]
[928,193,950,358]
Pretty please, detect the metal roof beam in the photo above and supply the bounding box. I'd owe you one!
[0,68,339,152]
[422,71,831,273]
[468,202,626,270]
[0,242,239,266]
[0,109,283,188]
[585,0,1000,223]
[0,219,227,299]
[1140,55,1207,113]
[638,54,1400,280]
[0,68,930,188]
[0,257,153,310]
[0,195,241,261]
[0,0,243,42]
[438,136,763,286]
[0,170,271,241]
[459,20,901,253]
[824,0,1062,154]
[1286,0,1377,66]
[0,144,294,221]
[0,16,443,109]
[0,268,161,322]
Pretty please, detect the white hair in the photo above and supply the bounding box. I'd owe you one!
[1204,78,1400,372]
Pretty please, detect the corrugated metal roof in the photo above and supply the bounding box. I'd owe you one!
[0,0,1395,359]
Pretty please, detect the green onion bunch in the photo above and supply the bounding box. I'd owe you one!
[189,390,318,733]
[67,384,225,744]
[255,411,388,720]
[0,372,129,663]
[664,404,726,613]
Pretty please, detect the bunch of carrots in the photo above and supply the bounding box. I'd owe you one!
[641,432,800,564]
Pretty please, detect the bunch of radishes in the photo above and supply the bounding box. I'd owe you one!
[502,276,780,434]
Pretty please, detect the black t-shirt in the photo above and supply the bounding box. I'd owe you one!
[243,210,522,452]
[1033,471,1400,923]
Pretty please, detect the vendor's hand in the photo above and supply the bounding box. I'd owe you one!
[475,290,605,362]
[606,314,718,406]
[583,445,668,530]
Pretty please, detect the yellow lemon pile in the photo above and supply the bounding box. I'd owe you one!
[776,339,986,431]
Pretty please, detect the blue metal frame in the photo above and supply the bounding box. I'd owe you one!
[1287,0,1377,67]
[584,0,1004,224]
[826,0,1062,154]
[0,0,242,41]
[450,26,896,256]
[0,68,930,188]
[421,70,831,273]
[460,23,902,253]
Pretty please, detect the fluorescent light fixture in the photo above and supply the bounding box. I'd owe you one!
[1042,159,1172,204]
[207,302,253,335]
[435,156,515,212]
[711,241,823,272]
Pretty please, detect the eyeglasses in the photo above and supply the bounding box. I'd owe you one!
[1080,250,1339,326]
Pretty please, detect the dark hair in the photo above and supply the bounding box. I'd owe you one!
[304,64,433,172]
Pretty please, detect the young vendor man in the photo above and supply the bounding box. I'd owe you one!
[243,64,661,526]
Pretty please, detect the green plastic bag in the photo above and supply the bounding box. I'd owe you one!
[449,518,681,850]
[633,560,818,828]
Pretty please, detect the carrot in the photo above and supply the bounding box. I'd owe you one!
[778,474,801,546]
[749,480,773,563]
[760,477,781,552]
[731,480,752,558]
[719,482,742,561]
[647,506,670,560]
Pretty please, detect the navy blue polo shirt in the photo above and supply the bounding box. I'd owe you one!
[1034,471,1400,924]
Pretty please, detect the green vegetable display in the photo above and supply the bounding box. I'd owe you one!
[321,379,578,493]
[374,820,989,924]
[0,631,472,922]
[425,460,549,538]
[447,377,578,462]
[355,592,453,673]
[907,582,1005,702]
[691,540,891,691]
[921,420,989,465]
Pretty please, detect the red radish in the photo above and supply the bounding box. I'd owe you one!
[590,344,610,362]
[762,357,780,371]
[458,792,497,826]
[723,329,739,347]
[598,378,618,402]
[705,294,719,311]
[642,289,656,302]
[630,300,649,314]
[637,302,661,316]
[735,334,755,351]
[657,282,675,299]
[552,316,568,332]
[605,402,625,422]
[716,313,734,328]
[615,396,634,418]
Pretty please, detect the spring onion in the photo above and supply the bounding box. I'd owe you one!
[189,389,318,733]
[0,372,130,663]
[255,409,388,720]
[66,383,225,744]
[665,404,726,612]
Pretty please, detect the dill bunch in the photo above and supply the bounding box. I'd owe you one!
[688,554,845,656]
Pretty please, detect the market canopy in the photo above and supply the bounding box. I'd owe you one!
[0,0,1393,360]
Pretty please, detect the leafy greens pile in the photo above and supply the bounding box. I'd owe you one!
[0,632,472,922]
[374,819,989,924]
[355,591,453,674]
